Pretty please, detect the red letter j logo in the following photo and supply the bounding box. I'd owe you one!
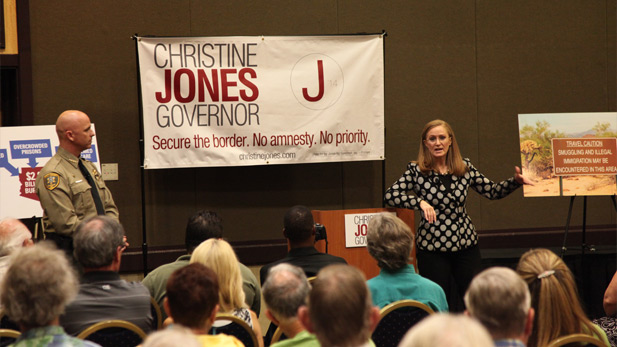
[302,60,324,102]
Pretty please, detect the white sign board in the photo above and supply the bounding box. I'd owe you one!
[344,212,396,248]
[0,125,100,219]
[136,35,385,169]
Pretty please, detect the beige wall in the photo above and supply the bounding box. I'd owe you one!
[28,0,616,248]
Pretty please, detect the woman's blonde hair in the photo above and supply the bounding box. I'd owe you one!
[516,248,598,347]
[415,119,467,176]
[190,239,246,312]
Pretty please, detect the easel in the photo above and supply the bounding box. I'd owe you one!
[560,195,617,258]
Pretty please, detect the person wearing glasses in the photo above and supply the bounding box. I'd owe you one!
[384,119,532,311]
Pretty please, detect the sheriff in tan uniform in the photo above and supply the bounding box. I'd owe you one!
[35,110,119,253]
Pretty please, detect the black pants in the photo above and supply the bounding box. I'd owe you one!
[416,245,482,312]
[44,232,79,269]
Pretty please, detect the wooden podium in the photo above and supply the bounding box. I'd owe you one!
[312,208,415,280]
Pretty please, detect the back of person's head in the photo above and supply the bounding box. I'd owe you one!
[166,263,219,329]
[304,264,375,347]
[399,313,494,347]
[464,267,531,339]
[185,210,223,253]
[262,263,310,322]
[189,239,245,312]
[516,248,595,347]
[142,325,200,347]
[73,216,125,268]
[1,242,78,329]
[283,205,314,242]
[0,218,32,257]
[366,213,413,271]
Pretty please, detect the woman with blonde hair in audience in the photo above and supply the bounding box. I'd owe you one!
[190,239,264,347]
[516,248,609,347]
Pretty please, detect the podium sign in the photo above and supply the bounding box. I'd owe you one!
[313,208,414,279]
[344,212,396,248]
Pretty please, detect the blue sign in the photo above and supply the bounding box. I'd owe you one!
[10,140,52,168]
[81,145,98,162]
[0,149,19,176]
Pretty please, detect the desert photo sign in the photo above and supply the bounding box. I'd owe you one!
[518,113,617,197]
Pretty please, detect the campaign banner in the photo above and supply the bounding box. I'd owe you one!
[0,125,100,219]
[136,35,385,169]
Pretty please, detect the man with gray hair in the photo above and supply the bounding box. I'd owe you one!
[262,263,318,347]
[0,218,33,284]
[464,267,535,347]
[60,216,152,335]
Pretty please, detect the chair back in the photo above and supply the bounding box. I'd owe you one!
[210,314,258,347]
[0,313,18,331]
[150,297,162,330]
[546,333,609,347]
[76,319,147,347]
[270,326,288,344]
[0,329,21,347]
[371,299,435,347]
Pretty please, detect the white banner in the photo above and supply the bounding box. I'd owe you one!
[0,125,100,219]
[136,35,385,169]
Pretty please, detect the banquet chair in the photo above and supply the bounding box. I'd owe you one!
[371,299,435,347]
[547,333,608,347]
[76,319,147,347]
[150,297,162,330]
[210,314,258,347]
[0,329,20,347]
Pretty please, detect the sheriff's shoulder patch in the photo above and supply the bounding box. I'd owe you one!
[44,173,60,190]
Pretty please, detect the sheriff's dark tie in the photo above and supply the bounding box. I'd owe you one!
[78,160,105,215]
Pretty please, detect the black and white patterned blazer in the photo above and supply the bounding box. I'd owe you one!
[384,158,521,252]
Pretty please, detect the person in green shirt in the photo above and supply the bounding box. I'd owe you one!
[262,263,319,347]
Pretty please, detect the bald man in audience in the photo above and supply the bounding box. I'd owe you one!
[399,313,494,347]
[36,110,119,255]
[262,263,318,347]
[464,267,534,347]
[0,218,33,283]
[299,264,380,347]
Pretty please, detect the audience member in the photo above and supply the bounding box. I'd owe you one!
[399,313,494,347]
[142,326,200,347]
[190,239,264,347]
[164,263,243,346]
[593,270,617,347]
[298,264,380,347]
[366,213,448,311]
[604,271,617,317]
[260,205,347,285]
[464,267,534,346]
[1,243,99,346]
[60,216,153,335]
[262,263,318,347]
[143,210,261,320]
[0,218,33,283]
[516,248,609,347]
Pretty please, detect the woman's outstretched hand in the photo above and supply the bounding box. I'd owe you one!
[514,166,534,185]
